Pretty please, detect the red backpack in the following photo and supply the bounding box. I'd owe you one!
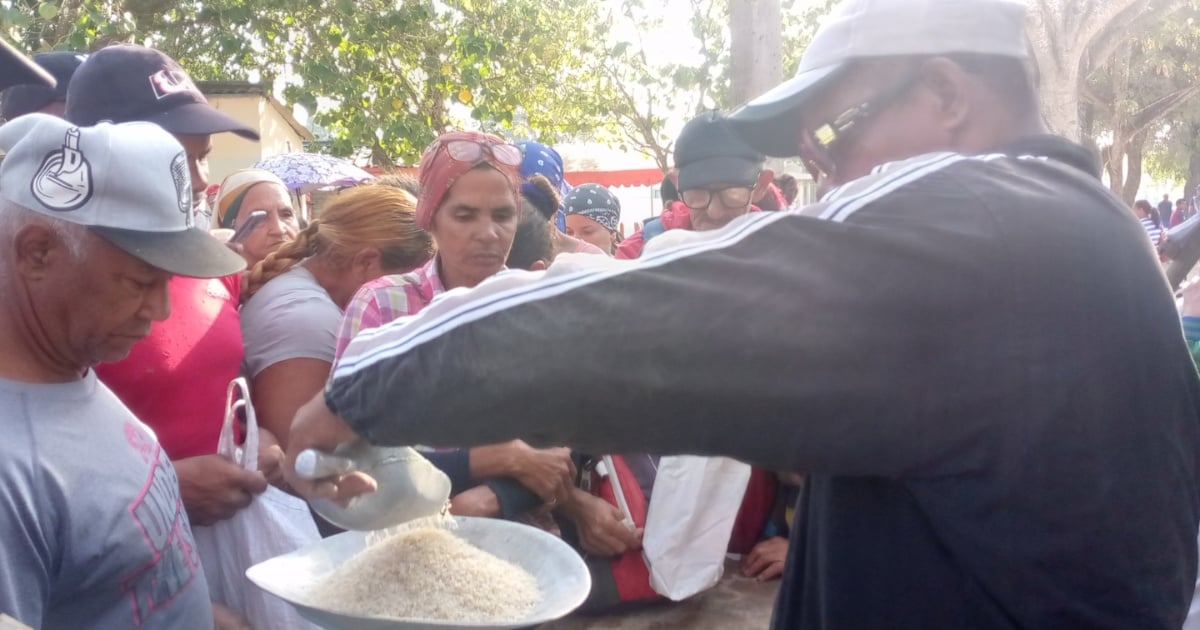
[576,455,661,611]
[727,467,780,554]
[574,457,779,612]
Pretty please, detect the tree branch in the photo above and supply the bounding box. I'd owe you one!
[1085,0,1188,74]
[1128,86,1200,136]
[1080,83,1114,116]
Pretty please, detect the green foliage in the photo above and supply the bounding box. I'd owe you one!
[1,0,833,168]
[1,0,616,164]
[596,0,827,170]
[1138,10,1200,184]
[1088,5,1200,193]
[782,0,835,77]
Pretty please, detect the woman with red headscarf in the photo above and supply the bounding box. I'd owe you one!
[333,131,575,521]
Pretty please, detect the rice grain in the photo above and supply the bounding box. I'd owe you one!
[307,527,540,622]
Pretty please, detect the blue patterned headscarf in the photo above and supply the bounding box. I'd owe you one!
[517,141,571,231]
[563,184,621,232]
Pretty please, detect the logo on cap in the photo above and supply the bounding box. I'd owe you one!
[148,69,199,100]
[170,152,193,227]
[31,127,93,212]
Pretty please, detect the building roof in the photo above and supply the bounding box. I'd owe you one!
[196,81,314,141]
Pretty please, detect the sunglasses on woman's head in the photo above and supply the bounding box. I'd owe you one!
[430,138,523,167]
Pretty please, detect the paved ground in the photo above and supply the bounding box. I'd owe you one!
[543,561,779,629]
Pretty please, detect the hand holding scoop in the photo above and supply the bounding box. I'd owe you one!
[294,440,452,531]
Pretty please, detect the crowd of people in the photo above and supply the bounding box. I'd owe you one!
[2,0,1200,628]
[1135,192,1199,248]
[0,34,795,630]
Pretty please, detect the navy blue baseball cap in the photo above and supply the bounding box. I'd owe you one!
[0,37,54,93]
[65,44,259,140]
[2,51,86,120]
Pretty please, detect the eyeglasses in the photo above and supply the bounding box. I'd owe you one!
[429,138,523,167]
[681,186,754,212]
[798,71,923,182]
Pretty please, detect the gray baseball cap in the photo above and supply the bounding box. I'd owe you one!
[0,113,246,278]
[729,0,1031,157]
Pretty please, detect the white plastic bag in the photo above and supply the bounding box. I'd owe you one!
[642,455,752,601]
[192,378,321,629]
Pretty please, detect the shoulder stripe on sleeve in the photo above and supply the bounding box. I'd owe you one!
[820,153,962,217]
[332,151,1003,379]
[333,210,794,377]
[821,152,1018,222]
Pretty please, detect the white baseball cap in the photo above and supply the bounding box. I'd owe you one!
[729,0,1031,157]
[0,113,245,278]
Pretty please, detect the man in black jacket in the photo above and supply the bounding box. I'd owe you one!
[285,0,1200,627]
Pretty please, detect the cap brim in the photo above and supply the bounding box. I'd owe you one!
[2,85,56,120]
[728,64,845,158]
[32,51,85,99]
[90,225,247,278]
[678,155,762,191]
[0,38,55,92]
[143,102,260,140]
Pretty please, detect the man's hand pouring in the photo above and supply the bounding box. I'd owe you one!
[283,393,379,506]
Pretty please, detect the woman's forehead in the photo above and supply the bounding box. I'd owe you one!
[242,181,292,206]
[443,168,517,205]
[565,213,602,227]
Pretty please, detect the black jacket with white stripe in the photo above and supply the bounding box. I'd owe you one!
[327,136,1200,629]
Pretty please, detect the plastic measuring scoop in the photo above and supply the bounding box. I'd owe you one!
[294,441,452,531]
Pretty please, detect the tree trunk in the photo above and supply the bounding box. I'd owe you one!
[730,0,782,106]
[1038,66,1083,141]
[1122,132,1148,205]
[1103,144,1124,197]
[1026,0,1162,140]
[370,140,393,168]
[1080,101,1096,139]
[1185,148,1200,202]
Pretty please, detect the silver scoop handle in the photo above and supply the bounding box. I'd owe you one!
[294,448,358,480]
[291,442,454,531]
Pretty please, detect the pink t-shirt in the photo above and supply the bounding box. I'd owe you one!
[95,275,244,460]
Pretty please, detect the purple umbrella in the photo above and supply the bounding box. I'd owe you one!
[254,153,374,193]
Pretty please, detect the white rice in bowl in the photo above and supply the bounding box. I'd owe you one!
[306,526,541,623]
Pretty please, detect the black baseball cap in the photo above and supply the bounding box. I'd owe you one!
[0,37,54,92]
[65,44,259,140]
[2,51,86,120]
[674,110,765,191]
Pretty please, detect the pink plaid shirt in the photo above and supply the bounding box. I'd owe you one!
[334,257,445,358]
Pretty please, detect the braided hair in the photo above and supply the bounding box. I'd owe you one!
[242,185,434,300]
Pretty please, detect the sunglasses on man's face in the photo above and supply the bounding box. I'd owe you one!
[681,186,755,212]
[798,70,924,182]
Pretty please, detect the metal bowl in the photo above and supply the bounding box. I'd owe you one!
[245,516,592,629]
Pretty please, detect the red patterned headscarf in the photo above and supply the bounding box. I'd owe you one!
[416,130,522,230]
